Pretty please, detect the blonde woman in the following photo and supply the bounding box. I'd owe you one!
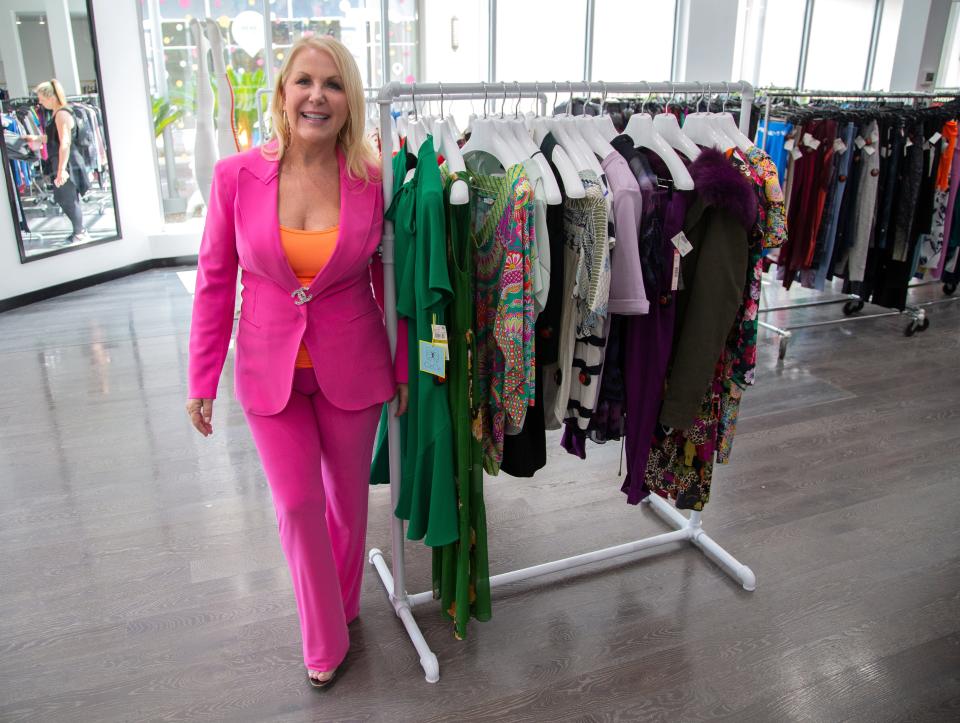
[186,37,407,689]
[32,79,90,243]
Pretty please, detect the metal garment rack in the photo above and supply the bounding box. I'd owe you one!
[368,80,757,684]
[753,88,960,360]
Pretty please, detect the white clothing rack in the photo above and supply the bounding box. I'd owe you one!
[369,80,757,684]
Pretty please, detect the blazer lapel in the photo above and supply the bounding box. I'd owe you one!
[306,148,377,298]
[236,150,302,292]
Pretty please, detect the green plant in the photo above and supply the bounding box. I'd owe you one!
[223,67,267,148]
[152,94,184,137]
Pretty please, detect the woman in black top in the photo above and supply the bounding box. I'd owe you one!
[32,79,90,243]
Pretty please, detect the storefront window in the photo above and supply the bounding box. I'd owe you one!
[142,0,417,222]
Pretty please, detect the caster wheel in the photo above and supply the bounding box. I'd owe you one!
[843,299,865,315]
[919,317,930,331]
[944,282,957,296]
[905,321,918,337]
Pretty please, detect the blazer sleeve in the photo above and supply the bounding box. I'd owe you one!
[659,208,748,430]
[371,252,409,385]
[188,161,239,399]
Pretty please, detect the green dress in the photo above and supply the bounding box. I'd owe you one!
[370,139,458,548]
[432,171,492,638]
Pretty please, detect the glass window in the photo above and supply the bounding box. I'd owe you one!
[496,0,586,84]
[869,0,903,90]
[592,0,675,82]
[143,0,416,222]
[803,0,876,90]
[937,1,960,88]
[734,0,809,88]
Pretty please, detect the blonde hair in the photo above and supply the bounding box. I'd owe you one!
[264,36,377,183]
[35,79,67,106]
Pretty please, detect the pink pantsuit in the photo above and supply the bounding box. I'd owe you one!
[188,145,406,671]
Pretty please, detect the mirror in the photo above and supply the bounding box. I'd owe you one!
[0,0,120,263]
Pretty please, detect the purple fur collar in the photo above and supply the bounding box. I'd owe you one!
[687,147,757,231]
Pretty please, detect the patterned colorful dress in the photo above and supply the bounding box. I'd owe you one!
[470,164,536,474]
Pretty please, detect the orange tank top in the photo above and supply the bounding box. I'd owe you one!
[279,224,339,368]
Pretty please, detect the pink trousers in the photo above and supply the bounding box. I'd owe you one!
[244,367,381,671]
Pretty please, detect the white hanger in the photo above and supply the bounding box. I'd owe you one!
[506,84,562,204]
[430,84,469,205]
[652,85,700,159]
[461,83,523,170]
[530,117,586,199]
[573,82,615,159]
[624,97,694,190]
[682,85,734,151]
[590,84,619,142]
[714,83,754,152]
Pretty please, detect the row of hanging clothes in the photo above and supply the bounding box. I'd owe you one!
[367,83,787,640]
[755,92,960,305]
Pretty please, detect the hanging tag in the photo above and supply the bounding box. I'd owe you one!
[802,132,821,150]
[671,231,693,257]
[783,137,796,152]
[929,131,942,145]
[791,147,803,160]
[833,138,848,154]
[854,135,866,149]
[905,137,913,149]
[419,341,446,377]
[431,323,450,360]
[863,144,877,156]
[670,249,681,291]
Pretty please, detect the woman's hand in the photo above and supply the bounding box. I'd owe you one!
[186,398,214,436]
[54,169,68,188]
[393,384,408,417]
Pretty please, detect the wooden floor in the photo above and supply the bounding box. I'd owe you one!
[1,269,958,722]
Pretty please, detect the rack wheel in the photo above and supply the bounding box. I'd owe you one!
[843,299,865,315]
[944,282,957,296]
[905,320,918,337]
[919,317,930,331]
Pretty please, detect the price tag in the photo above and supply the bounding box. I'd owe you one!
[929,131,942,145]
[431,323,450,360]
[419,341,446,378]
[671,231,693,257]
[670,249,681,291]
[905,138,913,148]
[854,136,866,149]
[783,137,796,152]
[802,132,821,150]
[863,144,877,156]
[833,138,848,154]
[791,147,803,160]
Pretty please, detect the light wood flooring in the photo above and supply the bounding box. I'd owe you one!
[0,270,958,722]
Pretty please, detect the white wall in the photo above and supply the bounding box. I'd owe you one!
[0,0,163,302]
[17,19,56,90]
[680,0,741,83]
[889,0,952,90]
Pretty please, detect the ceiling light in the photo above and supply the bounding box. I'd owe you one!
[39,16,46,25]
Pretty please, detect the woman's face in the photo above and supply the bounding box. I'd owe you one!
[36,93,54,110]
[281,47,349,151]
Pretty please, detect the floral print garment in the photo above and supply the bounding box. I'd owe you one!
[471,164,536,474]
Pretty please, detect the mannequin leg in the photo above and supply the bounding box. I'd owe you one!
[189,18,218,206]
[204,17,238,157]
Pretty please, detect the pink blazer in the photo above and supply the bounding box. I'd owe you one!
[188,145,407,416]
